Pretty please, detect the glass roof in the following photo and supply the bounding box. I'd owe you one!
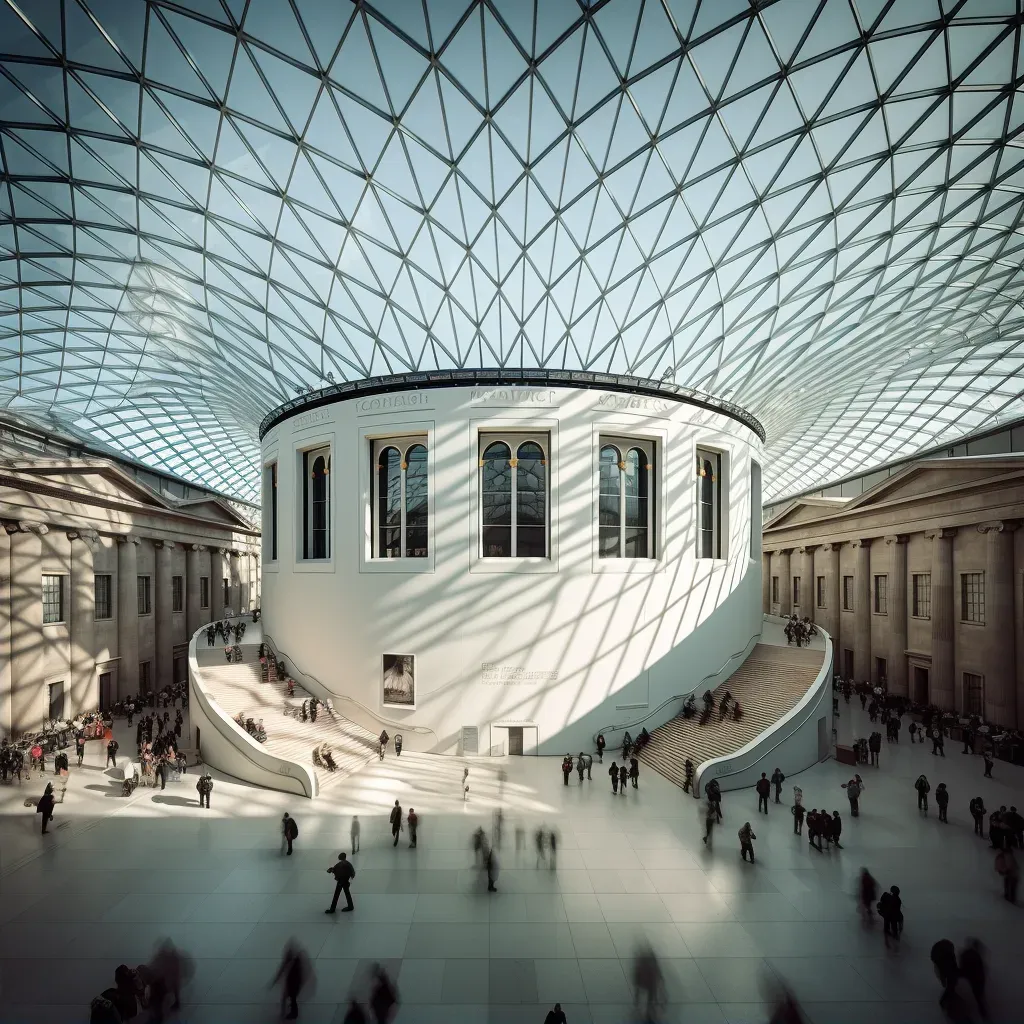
[2,0,1023,503]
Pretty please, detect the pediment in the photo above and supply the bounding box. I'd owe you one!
[0,459,169,509]
[848,457,1024,510]
[173,497,251,528]
[764,497,849,530]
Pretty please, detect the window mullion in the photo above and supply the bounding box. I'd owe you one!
[619,466,626,558]
[647,460,653,557]
[400,462,407,559]
[511,461,518,558]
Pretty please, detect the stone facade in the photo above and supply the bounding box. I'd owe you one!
[762,457,1024,728]
[0,456,259,737]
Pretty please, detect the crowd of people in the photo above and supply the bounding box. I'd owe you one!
[205,618,247,646]
[783,615,818,647]
[233,712,267,743]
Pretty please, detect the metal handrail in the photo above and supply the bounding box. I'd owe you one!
[260,632,439,745]
[592,632,761,745]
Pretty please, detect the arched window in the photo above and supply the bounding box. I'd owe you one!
[696,446,722,559]
[372,437,429,559]
[479,434,548,558]
[303,445,330,560]
[598,437,655,558]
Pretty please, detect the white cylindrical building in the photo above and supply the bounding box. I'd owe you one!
[259,372,764,755]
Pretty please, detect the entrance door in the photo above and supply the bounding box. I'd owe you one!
[875,657,887,685]
[99,672,112,711]
[843,649,854,679]
[173,657,185,684]
[913,666,929,704]
[817,715,829,761]
[508,727,524,756]
[48,682,65,721]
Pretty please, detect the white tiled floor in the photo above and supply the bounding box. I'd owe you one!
[1,701,1022,1023]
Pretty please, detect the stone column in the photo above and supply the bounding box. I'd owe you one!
[926,527,956,711]
[853,539,871,681]
[0,524,13,736]
[253,554,260,608]
[211,547,226,621]
[230,550,241,613]
[979,521,1016,726]
[68,530,98,716]
[10,522,46,733]
[800,546,816,622]
[117,535,141,699]
[1015,528,1024,730]
[886,534,908,697]
[154,540,173,691]
[777,549,791,616]
[186,544,205,638]
[762,552,772,614]
[823,542,841,643]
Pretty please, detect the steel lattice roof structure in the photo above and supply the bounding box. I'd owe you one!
[2,0,1024,504]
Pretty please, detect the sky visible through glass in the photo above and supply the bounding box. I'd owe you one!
[1,0,1022,503]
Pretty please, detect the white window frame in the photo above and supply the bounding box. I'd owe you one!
[478,431,550,560]
[695,445,724,560]
[42,574,65,624]
[301,443,331,562]
[371,435,429,560]
[873,574,888,615]
[263,461,278,563]
[598,435,656,560]
[94,573,113,620]
[137,574,152,616]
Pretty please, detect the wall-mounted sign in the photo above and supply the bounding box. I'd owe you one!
[597,393,673,414]
[470,388,558,406]
[292,409,331,430]
[358,393,431,414]
[383,653,416,708]
[481,663,558,686]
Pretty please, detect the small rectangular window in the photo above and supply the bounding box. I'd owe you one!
[222,577,230,604]
[172,575,184,613]
[200,576,209,609]
[480,432,549,558]
[843,575,854,611]
[961,572,985,623]
[598,436,656,559]
[912,573,931,618]
[771,576,779,603]
[873,574,887,614]
[373,436,429,559]
[137,575,152,615]
[302,445,331,560]
[792,577,800,608]
[964,672,984,715]
[816,575,826,608]
[696,446,724,559]
[139,660,152,693]
[94,573,112,620]
[264,462,278,561]
[42,574,65,624]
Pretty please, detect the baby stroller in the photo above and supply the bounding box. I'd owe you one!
[122,764,140,797]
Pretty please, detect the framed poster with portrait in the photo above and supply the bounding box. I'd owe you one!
[382,653,415,708]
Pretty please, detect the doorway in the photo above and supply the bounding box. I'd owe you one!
[817,715,829,761]
[48,681,65,721]
[913,666,929,704]
[99,672,112,711]
[874,657,887,686]
[173,657,186,684]
[508,727,524,756]
[843,648,854,679]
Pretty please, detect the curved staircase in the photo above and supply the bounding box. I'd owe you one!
[637,643,824,791]
[195,644,377,792]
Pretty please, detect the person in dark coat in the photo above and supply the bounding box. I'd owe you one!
[858,868,877,923]
[878,885,902,946]
[683,759,694,793]
[756,773,771,814]
[831,810,843,848]
[770,768,785,803]
[930,938,959,1009]
[36,783,55,834]
[915,774,930,813]
[561,755,572,786]
[325,852,355,912]
[792,800,805,835]
[935,783,950,823]
[369,963,399,1023]
[282,812,298,855]
[958,938,988,1020]
[596,733,605,763]
[970,796,987,837]
[609,761,619,794]
[629,758,639,789]
[389,800,402,847]
[407,808,418,849]
[618,763,627,794]
[106,738,119,767]
[272,941,311,1021]
[544,1003,568,1024]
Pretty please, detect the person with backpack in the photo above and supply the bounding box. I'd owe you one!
[196,773,212,808]
[390,800,403,847]
[770,768,785,803]
[325,852,356,912]
[970,796,986,837]
[878,885,902,947]
[915,774,930,813]
[282,812,298,855]
[738,822,756,862]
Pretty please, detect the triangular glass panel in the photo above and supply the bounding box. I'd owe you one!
[65,0,131,72]
[536,24,584,119]
[294,0,353,68]
[534,0,582,56]
[163,10,238,100]
[331,13,390,114]
[250,47,322,135]
[367,16,430,115]
[483,6,528,104]
[242,0,314,66]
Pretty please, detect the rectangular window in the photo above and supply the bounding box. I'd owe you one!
[372,436,429,559]
[137,575,152,615]
[302,445,331,560]
[964,672,984,716]
[816,575,826,608]
[48,680,65,721]
[480,432,549,558]
[172,575,184,613]
[771,576,779,603]
[696,446,723,559]
[200,576,209,609]
[792,577,800,608]
[912,573,931,618]
[139,660,152,694]
[873,574,888,614]
[264,462,278,561]
[843,575,854,611]
[222,577,230,605]
[42,574,65,624]
[961,572,985,623]
[94,573,112,620]
[598,436,656,559]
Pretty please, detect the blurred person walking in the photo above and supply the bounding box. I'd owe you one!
[389,800,403,847]
[369,963,399,1024]
[632,943,665,1021]
[271,941,313,1021]
[959,938,989,1021]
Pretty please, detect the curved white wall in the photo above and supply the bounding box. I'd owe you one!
[261,384,762,755]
